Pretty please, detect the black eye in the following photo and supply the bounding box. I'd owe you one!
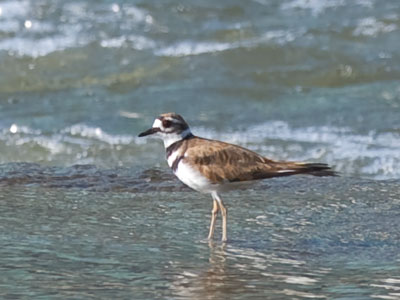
[162,119,172,128]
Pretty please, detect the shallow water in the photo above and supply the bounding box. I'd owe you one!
[1,164,400,299]
[1,0,400,298]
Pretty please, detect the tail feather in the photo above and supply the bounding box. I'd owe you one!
[283,162,337,177]
[227,161,337,182]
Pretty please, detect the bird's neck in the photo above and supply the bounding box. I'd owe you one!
[162,129,193,148]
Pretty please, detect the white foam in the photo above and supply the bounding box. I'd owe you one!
[156,41,233,57]
[0,35,81,57]
[155,27,302,57]
[1,120,399,178]
[100,37,127,48]
[281,0,346,15]
[0,2,153,57]
[353,17,397,37]
[283,275,318,285]
[0,1,29,18]
[280,289,326,298]
[382,278,400,284]
[100,35,155,50]
[191,120,400,179]
[63,124,134,145]
[124,5,148,23]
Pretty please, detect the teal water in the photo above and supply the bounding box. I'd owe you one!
[1,0,399,178]
[1,168,400,299]
[1,0,400,298]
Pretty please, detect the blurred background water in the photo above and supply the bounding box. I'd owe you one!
[1,0,400,299]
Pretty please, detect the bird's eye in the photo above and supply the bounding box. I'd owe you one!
[162,119,172,128]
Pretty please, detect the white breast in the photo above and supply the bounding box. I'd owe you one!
[174,161,215,194]
[167,150,180,168]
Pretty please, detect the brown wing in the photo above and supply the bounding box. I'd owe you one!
[183,137,335,184]
[183,137,286,183]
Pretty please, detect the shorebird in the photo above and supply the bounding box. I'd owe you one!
[138,113,334,242]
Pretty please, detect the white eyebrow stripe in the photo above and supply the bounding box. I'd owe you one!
[152,118,162,128]
[165,117,182,124]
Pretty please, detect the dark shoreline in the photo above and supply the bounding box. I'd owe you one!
[1,162,398,192]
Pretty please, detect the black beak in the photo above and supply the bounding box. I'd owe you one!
[138,127,160,137]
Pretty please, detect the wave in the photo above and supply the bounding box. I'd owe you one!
[155,30,300,57]
[281,0,373,16]
[191,121,400,179]
[0,121,399,179]
[0,1,154,57]
[0,0,398,59]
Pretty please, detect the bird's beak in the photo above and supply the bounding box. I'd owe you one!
[138,127,160,137]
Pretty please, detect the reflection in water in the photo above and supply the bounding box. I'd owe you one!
[370,278,400,299]
[171,241,329,299]
[170,242,232,299]
[169,242,400,299]
[1,170,400,298]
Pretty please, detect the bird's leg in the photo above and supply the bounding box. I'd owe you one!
[207,198,219,240]
[212,192,228,242]
[219,200,228,242]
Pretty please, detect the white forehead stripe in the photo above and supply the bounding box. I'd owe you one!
[152,118,162,128]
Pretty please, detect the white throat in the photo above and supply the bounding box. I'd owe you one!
[161,128,192,148]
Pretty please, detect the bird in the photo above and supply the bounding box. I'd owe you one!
[138,113,335,242]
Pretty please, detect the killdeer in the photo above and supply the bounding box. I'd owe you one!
[139,113,335,242]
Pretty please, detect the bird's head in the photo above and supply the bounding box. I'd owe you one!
[138,113,192,148]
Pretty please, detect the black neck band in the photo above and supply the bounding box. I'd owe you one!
[165,133,194,158]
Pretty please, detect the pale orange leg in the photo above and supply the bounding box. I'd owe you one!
[219,200,228,242]
[207,198,219,240]
[212,192,228,242]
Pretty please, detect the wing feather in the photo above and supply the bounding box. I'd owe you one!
[183,137,335,183]
[184,137,278,183]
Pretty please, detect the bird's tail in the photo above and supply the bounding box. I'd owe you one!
[274,162,337,177]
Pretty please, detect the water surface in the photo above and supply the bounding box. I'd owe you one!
[1,0,400,298]
[0,0,399,178]
[1,165,400,299]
